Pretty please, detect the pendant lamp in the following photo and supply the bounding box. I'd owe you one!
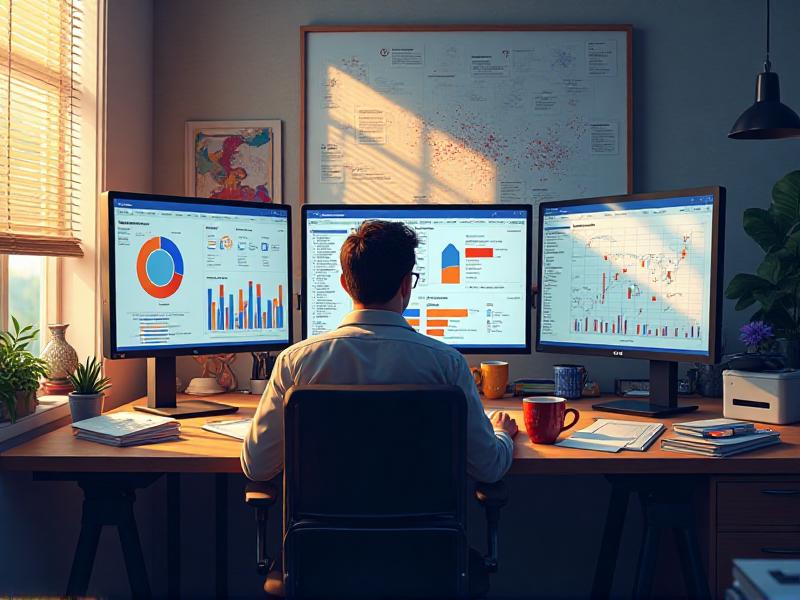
[728,0,800,139]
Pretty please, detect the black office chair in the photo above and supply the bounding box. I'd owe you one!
[244,384,509,599]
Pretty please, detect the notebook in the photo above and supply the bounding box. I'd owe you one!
[72,412,181,447]
[673,418,756,438]
[556,419,665,453]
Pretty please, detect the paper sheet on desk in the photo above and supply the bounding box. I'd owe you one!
[555,420,664,453]
[203,418,252,441]
[555,434,626,452]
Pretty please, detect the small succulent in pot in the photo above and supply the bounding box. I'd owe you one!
[0,317,49,422]
[67,357,111,423]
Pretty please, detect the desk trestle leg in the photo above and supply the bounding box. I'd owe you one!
[592,476,710,600]
[62,474,159,599]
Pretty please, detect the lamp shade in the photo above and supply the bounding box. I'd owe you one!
[729,71,800,139]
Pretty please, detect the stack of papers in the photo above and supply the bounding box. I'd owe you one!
[662,419,780,457]
[662,430,780,457]
[72,412,181,447]
[555,419,665,453]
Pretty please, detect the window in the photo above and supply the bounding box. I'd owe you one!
[0,0,84,341]
[0,0,83,256]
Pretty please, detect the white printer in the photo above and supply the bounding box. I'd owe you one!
[723,369,800,425]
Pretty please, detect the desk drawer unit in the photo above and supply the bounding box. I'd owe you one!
[713,479,800,598]
[718,482,800,529]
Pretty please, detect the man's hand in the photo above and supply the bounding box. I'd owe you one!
[491,411,519,439]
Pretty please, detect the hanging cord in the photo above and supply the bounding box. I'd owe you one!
[765,0,772,71]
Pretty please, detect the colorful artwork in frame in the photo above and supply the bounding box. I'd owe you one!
[185,120,282,203]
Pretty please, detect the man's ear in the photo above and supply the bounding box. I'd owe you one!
[340,273,350,294]
[399,272,413,298]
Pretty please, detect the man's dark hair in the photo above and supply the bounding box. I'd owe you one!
[340,220,418,305]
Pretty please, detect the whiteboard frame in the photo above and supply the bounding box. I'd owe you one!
[300,24,633,204]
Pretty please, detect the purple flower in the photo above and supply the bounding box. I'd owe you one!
[739,320,774,349]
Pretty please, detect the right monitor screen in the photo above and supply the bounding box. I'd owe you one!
[303,206,532,352]
[538,192,719,358]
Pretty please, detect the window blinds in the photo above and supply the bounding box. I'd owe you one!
[0,0,83,257]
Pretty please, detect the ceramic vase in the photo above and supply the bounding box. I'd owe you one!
[40,324,79,393]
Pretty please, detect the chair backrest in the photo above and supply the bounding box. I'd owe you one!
[283,384,468,598]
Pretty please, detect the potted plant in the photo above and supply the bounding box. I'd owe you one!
[67,356,111,423]
[725,170,800,367]
[0,317,49,422]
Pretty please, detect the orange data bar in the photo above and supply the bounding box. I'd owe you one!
[406,318,420,327]
[426,308,468,318]
[278,284,283,306]
[211,301,217,330]
[426,329,446,337]
[441,266,460,284]
[427,319,449,327]
[465,247,493,258]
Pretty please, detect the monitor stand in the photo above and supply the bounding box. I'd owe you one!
[133,357,239,419]
[592,360,699,417]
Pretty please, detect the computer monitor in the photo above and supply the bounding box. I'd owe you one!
[536,187,725,416]
[302,204,533,353]
[102,191,292,417]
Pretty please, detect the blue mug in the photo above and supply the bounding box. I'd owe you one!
[553,364,588,400]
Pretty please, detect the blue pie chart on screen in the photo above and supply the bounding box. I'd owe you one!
[136,236,184,298]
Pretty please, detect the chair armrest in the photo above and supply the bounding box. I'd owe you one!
[245,481,279,509]
[475,480,509,509]
[474,480,509,573]
[245,480,280,575]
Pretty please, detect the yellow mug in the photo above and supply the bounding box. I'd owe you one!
[470,361,509,399]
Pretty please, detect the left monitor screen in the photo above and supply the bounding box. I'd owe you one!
[110,196,291,353]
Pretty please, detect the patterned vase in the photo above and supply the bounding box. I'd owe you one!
[40,323,79,394]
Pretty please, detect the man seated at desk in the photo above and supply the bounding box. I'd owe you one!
[241,220,518,483]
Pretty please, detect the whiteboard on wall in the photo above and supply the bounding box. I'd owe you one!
[302,25,632,206]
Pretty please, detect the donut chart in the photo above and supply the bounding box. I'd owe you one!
[136,236,184,298]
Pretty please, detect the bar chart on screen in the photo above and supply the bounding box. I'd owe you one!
[207,282,284,332]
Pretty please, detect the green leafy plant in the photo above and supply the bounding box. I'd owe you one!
[726,170,800,339]
[67,356,111,395]
[0,317,49,422]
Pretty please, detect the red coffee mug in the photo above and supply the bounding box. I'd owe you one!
[523,396,580,444]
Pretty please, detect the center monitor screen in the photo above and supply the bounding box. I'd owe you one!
[303,205,532,352]
[108,194,291,355]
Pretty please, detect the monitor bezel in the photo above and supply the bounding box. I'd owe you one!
[102,190,294,359]
[301,203,533,355]
[535,187,725,365]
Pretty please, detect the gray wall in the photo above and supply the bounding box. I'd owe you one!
[154,0,800,389]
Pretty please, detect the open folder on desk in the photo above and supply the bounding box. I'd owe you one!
[555,419,665,453]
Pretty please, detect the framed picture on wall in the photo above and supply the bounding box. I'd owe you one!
[185,119,282,203]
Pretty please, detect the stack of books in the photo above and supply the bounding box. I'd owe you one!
[661,418,780,457]
[727,558,800,599]
[72,412,181,447]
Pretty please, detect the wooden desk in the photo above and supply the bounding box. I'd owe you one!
[3,392,800,599]
[5,393,799,475]
[0,393,260,473]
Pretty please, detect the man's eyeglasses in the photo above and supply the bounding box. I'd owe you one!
[411,272,420,288]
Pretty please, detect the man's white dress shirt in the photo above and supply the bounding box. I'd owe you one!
[241,309,514,483]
